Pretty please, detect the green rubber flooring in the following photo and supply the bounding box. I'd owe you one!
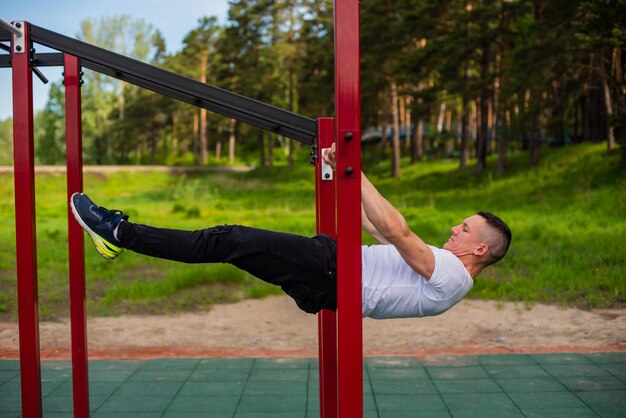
[1,353,625,417]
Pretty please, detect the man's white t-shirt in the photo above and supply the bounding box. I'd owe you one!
[361,244,473,319]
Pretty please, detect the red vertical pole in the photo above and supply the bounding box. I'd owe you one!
[334,0,363,417]
[64,54,90,418]
[315,118,338,418]
[11,21,43,418]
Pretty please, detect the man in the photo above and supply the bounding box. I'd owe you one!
[70,145,511,319]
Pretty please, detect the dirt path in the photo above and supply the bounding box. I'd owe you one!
[0,296,624,359]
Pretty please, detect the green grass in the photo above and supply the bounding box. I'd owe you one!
[0,143,623,320]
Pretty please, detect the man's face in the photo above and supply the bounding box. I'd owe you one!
[443,215,487,256]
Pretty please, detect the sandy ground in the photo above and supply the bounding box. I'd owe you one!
[0,296,624,359]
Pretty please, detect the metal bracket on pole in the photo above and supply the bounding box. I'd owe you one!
[31,49,49,84]
[321,148,334,181]
[310,144,318,165]
[0,19,25,54]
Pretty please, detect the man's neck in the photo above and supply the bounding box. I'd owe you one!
[457,255,482,279]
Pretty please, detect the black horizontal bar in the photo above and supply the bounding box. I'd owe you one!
[29,24,316,144]
[80,58,313,140]
[0,52,66,68]
[33,52,65,66]
[0,51,316,142]
[0,52,317,144]
[0,27,9,42]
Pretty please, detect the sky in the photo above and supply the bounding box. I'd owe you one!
[0,0,230,119]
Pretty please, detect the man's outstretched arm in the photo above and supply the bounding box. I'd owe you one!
[361,202,390,244]
[323,144,435,278]
[360,172,435,278]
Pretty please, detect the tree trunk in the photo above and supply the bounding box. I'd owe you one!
[228,118,236,164]
[529,92,541,166]
[136,136,143,164]
[520,90,530,150]
[150,125,157,164]
[460,59,471,168]
[470,100,477,157]
[118,81,126,162]
[497,110,509,176]
[445,110,454,157]
[436,101,446,134]
[530,114,541,165]
[602,77,615,151]
[288,140,294,167]
[399,95,406,149]
[601,54,615,151]
[528,2,545,160]
[193,111,199,161]
[288,66,295,167]
[476,43,490,175]
[491,57,499,159]
[171,113,179,157]
[496,3,509,173]
[410,88,424,164]
[390,81,401,177]
[199,108,207,164]
[573,99,580,142]
[487,96,495,155]
[551,80,565,147]
[215,142,221,159]
[460,2,471,168]
[586,64,605,142]
[460,92,470,168]
[267,134,274,167]
[259,130,266,167]
[612,47,626,163]
[412,117,424,164]
[405,96,412,151]
[199,54,208,164]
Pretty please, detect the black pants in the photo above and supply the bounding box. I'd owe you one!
[117,222,338,313]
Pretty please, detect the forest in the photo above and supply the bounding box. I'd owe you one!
[0,0,625,316]
[0,0,624,175]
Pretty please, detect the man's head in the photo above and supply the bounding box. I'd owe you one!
[475,211,511,266]
[443,211,511,267]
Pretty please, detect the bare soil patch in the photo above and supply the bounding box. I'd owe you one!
[0,296,624,359]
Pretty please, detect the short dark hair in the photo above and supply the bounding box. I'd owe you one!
[477,211,512,266]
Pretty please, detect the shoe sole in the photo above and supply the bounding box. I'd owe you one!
[70,193,123,260]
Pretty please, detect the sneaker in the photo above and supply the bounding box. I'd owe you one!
[70,193,128,259]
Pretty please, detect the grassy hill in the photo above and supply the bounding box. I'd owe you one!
[0,143,623,319]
